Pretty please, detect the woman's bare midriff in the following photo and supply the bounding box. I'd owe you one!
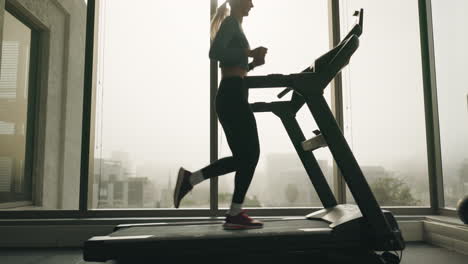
[221,66,248,79]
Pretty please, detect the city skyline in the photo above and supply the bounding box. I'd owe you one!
[93,149,438,208]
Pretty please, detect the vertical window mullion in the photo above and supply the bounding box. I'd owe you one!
[209,0,219,215]
[328,0,346,204]
[80,0,96,214]
[418,0,444,212]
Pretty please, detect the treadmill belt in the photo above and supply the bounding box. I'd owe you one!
[84,219,365,262]
[108,219,331,240]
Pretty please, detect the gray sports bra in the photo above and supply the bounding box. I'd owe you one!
[209,16,250,70]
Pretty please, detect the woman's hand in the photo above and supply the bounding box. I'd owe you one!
[247,47,268,58]
[252,56,265,67]
[248,46,268,67]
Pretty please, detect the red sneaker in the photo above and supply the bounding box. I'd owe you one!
[223,210,264,230]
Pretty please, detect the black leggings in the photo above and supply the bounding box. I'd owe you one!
[200,77,260,204]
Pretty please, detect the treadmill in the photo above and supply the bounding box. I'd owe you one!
[83,9,405,263]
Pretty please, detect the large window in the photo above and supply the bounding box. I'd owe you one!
[339,0,430,206]
[0,10,33,207]
[217,0,332,208]
[92,0,211,209]
[0,0,88,211]
[431,0,468,209]
[0,0,442,215]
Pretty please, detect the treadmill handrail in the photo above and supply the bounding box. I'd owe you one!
[245,35,359,98]
[275,9,364,99]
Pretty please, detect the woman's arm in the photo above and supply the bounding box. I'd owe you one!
[248,50,267,72]
[248,62,255,72]
[209,18,250,62]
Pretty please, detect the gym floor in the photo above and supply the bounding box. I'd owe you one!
[0,243,467,264]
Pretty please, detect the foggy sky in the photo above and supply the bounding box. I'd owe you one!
[94,0,467,192]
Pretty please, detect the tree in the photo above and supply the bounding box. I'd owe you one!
[370,177,420,206]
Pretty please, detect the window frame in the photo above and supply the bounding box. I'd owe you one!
[0,4,40,206]
[0,0,450,218]
[418,0,445,212]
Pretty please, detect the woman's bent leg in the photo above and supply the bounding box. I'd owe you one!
[199,157,237,179]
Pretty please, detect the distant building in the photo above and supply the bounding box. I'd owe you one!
[459,159,468,195]
[263,153,332,207]
[98,175,154,208]
[93,157,154,208]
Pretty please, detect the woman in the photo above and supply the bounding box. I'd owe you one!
[173,0,267,230]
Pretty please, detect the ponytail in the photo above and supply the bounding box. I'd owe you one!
[210,1,230,41]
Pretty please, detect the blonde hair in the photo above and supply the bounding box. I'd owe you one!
[210,1,231,41]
